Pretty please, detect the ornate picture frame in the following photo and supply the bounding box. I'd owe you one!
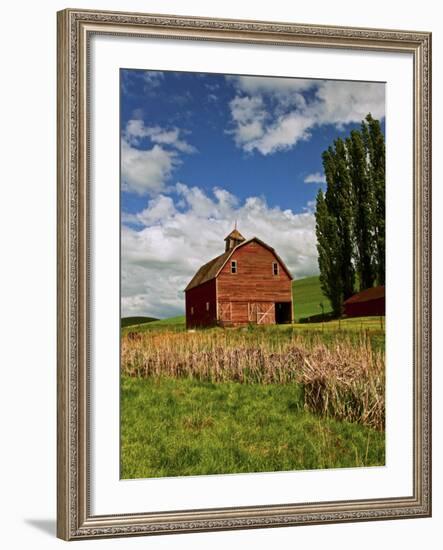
[57,8,431,540]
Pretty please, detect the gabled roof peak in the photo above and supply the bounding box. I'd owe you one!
[184,235,293,291]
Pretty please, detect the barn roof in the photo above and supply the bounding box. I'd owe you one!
[184,250,232,291]
[344,285,385,304]
[185,237,292,291]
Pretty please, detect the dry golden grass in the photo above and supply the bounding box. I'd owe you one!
[121,328,385,430]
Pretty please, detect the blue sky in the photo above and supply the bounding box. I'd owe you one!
[120,69,385,318]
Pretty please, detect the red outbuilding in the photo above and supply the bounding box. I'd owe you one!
[343,285,385,317]
[185,228,293,328]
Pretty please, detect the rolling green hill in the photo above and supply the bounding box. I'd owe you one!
[292,275,332,321]
[147,316,186,328]
[121,316,158,328]
[122,315,186,334]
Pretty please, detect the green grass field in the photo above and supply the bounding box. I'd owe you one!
[147,315,186,328]
[292,275,332,321]
[120,275,385,478]
[121,376,385,479]
[122,315,186,335]
[121,316,158,328]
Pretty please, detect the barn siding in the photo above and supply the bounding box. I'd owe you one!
[185,279,217,328]
[217,241,292,304]
[344,297,385,317]
[231,301,249,324]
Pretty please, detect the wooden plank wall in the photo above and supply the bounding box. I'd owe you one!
[217,241,292,304]
[185,279,217,328]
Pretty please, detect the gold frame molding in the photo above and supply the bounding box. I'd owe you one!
[57,8,432,540]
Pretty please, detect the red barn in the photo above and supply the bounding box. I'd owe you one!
[185,228,293,328]
[343,285,385,317]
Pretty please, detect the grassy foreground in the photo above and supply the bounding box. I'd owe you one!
[120,274,385,478]
[121,376,385,479]
[122,327,385,428]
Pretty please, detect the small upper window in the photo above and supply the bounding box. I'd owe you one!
[231,260,237,274]
[273,262,279,276]
[190,306,194,314]
[206,302,210,311]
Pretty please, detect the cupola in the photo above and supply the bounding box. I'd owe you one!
[224,227,245,252]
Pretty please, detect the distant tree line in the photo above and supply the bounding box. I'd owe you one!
[315,113,385,316]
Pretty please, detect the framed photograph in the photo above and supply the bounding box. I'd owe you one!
[57,8,431,540]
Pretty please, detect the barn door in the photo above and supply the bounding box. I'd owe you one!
[218,302,232,322]
[257,303,275,324]
[248,302,257,322]
[248,302,275,324]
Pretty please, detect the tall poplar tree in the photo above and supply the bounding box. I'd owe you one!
[346,129,376,290]
[314,113,385,315]
[323,138,355,300]
[315,189,343,315]
[362,114,385,285]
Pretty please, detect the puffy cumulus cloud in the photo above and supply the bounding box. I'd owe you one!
[122,195,176,226]
[227,76,385,155]
[304,172,327,184]
[311,80,385,128]
[124,119,197,153]
[227,75,316,95]
[247,112,313,155]
[228,96,267,149]
[121,184,318,318]
[121,119,197,195]
[121,140,178,196]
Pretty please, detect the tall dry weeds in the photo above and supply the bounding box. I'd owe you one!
[121,329,384,430]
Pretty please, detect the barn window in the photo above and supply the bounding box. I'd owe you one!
[231,260,237,274]
[273,262,279,276]
[206,302,210,311]
[190,306,194,315]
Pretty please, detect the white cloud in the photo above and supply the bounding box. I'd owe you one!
[246,112,313,155]
[311,80,385,128]
[142,71,164,88]
[121,140,179,196]
[124,119,197,153]
[304,172,326,184]
[121,119,196,195]
[122,195,176,226]
[227,75,316,95]
[229,96,266,125]
[303,200,317,213]
[121,185,318,318]
[121,70,165,99]
[227,76,385,155]
[227,96,267,148]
